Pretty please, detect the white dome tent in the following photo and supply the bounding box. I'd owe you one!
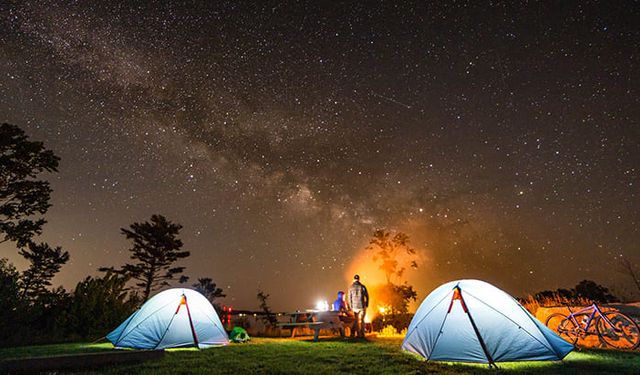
[402,279,573,366]
[107,288,229,349]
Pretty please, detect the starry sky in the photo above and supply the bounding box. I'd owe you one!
[1,1,638,310]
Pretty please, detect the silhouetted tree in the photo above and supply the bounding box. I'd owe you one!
[574,280,618,303]
[533,288,575,302]
[102,215,190,301]
[193,277,226,303]
[531,280,618,305]
[257,290,277,327]
[367,229,417,283]
[19,242,69,301]
[366,230,419,316]
[0,123,59,247]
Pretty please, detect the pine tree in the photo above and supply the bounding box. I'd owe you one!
[102,215,190,301]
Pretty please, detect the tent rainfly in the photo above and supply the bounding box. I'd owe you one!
[402,279,573,366]
[107,288,229,349]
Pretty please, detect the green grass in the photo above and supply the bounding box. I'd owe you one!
[0,342,115,360]
[1,337,639,374]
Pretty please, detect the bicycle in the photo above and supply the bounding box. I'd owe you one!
[545,303,640,350]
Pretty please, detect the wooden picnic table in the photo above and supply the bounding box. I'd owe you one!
[277,311,354,341]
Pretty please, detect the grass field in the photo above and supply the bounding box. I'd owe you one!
[1,337,639,374]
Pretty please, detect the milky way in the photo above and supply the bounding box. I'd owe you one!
[1,1,638,310]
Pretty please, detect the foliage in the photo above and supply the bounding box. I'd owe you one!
[371,313,414,333]
[101,214,190,301]
[366,229,419,316]
[1,264,139,346]
[372,283,417,315]
[0,123,59,247]
[192,277,226,303]
[377,324,408,337]
[0,123,71,346]
[17,286,71,345]
[256,290,277,327]
[65,272,138,339]
[388,283,417,314]
[19,241,69,301]
[0,258,24,345]
[573,280,618,303]
[522,279,619,314]
[367,229,417,284]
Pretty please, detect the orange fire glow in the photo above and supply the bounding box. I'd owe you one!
[344,237,428,321]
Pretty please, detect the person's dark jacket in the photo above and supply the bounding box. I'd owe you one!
[348,281,369,310]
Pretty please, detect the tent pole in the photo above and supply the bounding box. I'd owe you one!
[113,310,139,345]
[184,295,200,348]
[457,287,496,368]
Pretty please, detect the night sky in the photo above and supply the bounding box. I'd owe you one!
[1,1,638,311]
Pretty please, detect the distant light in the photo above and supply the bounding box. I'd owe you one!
[315,300,329,311]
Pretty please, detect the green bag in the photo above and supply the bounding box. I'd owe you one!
[229,326,250,343]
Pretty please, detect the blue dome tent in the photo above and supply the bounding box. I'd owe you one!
[107,288,229,349]
[402,279,573,366]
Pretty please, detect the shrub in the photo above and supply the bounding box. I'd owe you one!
[372,313,413,333]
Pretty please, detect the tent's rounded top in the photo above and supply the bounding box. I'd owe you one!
[437,279,499,289]
[420,279,519,311]
[135,288,215,318]
[149,287,200,297]
[144,287,206,302]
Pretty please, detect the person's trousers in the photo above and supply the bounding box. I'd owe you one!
[351,309,366,337]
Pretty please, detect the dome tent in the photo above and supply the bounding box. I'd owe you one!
[107,288,229,349]
[402,280,573,366]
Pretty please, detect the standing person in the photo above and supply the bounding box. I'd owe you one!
[348,274,369,337]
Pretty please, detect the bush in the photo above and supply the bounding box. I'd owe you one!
[64,272,138,339]
[0,259,25,346]
[378,325,408,337]
[520,279,619,315]
[372,313,413,333]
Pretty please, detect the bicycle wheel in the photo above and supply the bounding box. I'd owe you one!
[546,313,579,345]
[596,312,640,350]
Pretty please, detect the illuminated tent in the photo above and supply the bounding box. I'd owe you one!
[402,280,573,365]
[107,288,229,349]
